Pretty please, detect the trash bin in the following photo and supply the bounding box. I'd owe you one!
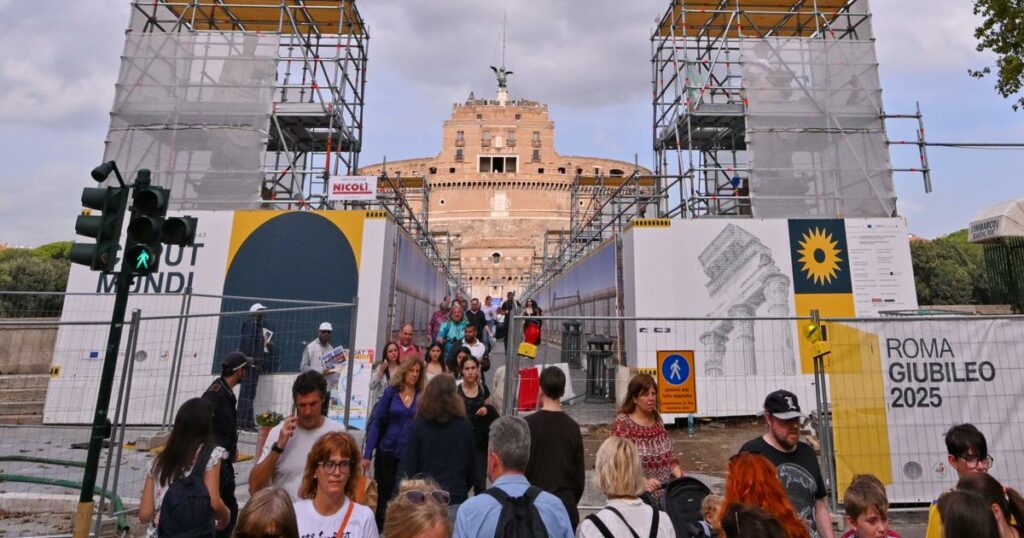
[560,321,582,369]
[585,336,615,403]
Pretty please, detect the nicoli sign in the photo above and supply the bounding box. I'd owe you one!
[328,175,378,202]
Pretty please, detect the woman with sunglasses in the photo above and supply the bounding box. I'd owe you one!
[424,342,447,382]
[293,431,377,538]
[383,478,452,538]
[400,374,475,507]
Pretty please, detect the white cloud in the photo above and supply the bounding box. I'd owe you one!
[872,0,989,74]
[0,1,127,126]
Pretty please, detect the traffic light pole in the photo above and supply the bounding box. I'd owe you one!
[73,268,133,538]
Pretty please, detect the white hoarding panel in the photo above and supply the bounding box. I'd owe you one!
[624,218,917,419]
[46,211,415,428]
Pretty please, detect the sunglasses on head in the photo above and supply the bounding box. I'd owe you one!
[402,489,450,506]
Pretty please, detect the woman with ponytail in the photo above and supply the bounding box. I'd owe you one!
[957,473,1024,538]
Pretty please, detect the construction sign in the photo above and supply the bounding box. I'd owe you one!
[657,350,696,414]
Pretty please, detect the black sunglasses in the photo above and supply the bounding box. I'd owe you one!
[402,489,451,506]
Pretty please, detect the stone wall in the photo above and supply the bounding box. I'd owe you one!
[0,320,57,375]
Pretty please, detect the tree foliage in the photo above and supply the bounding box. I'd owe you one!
[971,0,1024,110]
[0,241,71,317]
[911,229,991,306]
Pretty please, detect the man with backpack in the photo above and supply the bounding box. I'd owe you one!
[454,416,573,538]
[201,351,252,536]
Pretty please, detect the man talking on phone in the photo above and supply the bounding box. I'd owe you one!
[248,370,346,499]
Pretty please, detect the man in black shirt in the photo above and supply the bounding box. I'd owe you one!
[465,298,490,349]
[524,366,585,530]
[202,351,252,537]
[739,389,834,538]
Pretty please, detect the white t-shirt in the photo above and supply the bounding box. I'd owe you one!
[146,445,228,538]
[258,418,347,500]
[293,498,378,538]
[577,498,676,538]
[462,339,487,360]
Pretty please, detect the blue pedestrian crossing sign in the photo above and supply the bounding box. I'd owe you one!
[657,350,696,413]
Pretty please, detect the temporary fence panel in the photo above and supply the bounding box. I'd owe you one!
[622,217,917,419]
[44,210,420,427]
[825,316,1024,504]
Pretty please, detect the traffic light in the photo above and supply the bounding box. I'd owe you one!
[124,170,169,275]
[70,186,128,272]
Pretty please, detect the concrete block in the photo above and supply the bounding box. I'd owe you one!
[134,431,170,452]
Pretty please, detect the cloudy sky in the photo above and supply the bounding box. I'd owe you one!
[0,0,1021,247]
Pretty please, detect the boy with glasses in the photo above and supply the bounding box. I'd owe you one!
[924,423,993,538]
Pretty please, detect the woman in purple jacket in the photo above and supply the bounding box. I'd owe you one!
[362,357,425,530]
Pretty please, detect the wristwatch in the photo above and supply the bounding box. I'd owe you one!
[271,442,284,454]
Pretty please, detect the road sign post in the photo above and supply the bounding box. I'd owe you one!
[656,350,697,415]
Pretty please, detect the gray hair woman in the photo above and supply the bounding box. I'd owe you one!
[577,436,676,537]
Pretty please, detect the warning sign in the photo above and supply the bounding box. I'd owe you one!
[657,350,696,414]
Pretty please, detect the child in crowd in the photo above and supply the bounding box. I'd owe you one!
[842,474,900,538]
[698,494,723,537]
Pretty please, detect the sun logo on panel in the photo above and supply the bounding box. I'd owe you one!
[796,227,843,285]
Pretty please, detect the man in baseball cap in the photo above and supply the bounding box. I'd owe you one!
[238,304,268,430]
[740,390,833,538]
[201,350,253,536]
[300,322,338,416]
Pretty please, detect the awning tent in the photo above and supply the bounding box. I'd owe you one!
[968,198,1024,243]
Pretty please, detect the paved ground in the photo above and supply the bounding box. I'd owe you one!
[0,341,929,536]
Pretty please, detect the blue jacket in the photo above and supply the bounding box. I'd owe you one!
[363,385,419,460]
[399,417,475,504]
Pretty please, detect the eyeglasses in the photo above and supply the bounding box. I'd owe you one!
[318,459,352,474]
[402,489,450,506]
[957,454,995,470]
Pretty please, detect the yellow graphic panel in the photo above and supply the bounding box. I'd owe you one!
[226,210,367,274]
[794,293,855,373]
[828,321,893,494]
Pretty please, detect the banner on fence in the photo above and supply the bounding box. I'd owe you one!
[828,318,1024,503]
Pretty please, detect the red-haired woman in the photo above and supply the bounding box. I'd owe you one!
[611,373,683,505]
[293,431,378,538]
[718,452,810,538]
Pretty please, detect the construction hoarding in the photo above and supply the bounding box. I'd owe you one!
[45,211,448,427]
[622,217,917,419]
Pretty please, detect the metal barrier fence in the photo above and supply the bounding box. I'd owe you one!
[501,313,817,425]
[817,315,1024,507]
[0,290,356,536]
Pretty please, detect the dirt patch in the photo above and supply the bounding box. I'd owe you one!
[582,418,766,477]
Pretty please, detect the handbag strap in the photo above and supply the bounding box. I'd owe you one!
[336,499,355,537]
[605,506,641,538]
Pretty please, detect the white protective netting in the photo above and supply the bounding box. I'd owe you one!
[102,32,279,209]
[743,38,895,218]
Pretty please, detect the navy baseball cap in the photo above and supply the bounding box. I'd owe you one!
[764,389,802,420]
[222,351,254,374]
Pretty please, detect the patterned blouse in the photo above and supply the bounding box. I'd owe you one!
[612,413,679,501]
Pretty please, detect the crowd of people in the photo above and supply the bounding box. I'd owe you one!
[140,296,1010,538]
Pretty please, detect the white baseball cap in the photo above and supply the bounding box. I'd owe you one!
[249,303,266,312]
[319,322,333,332]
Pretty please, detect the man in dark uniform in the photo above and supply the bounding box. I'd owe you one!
[202,350,252,537]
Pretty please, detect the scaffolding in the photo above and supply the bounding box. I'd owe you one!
[651,0,917,219]
[105,0,368,209]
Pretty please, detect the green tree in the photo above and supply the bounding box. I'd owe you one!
[0,244,71,317]
[971,0,1024,110]
[911,229,990,305]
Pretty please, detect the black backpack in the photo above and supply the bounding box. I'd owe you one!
[484,485,549,538]
[158,443,216,538]
[662,476,712,538]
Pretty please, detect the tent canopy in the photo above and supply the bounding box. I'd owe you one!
[968,198,1024,243]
